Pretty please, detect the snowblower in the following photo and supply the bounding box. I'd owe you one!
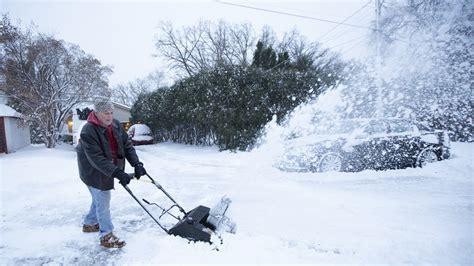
[121,173,235,244]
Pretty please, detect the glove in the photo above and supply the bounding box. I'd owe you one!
[134,162,147,179]
[113,169,131,185]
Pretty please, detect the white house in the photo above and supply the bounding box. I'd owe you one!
[0,104,31,154]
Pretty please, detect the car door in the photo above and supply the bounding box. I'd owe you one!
[351,120,390,170]
[386,120,421,168]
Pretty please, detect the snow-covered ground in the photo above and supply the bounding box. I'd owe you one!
[1,141,473,264]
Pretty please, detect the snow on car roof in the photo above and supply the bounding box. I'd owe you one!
[129,124,152,134]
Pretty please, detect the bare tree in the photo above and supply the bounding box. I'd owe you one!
[228,22,255,66]
[0,15,112,148]
[111,70,167,106]
[111,79,149,107]
[203,20,230,67]
[258,25,277,47]
[154,20,256,77]
[155,21,204,77]
[145,70,167,91]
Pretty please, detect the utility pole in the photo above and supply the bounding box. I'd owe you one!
[375,0,383,118]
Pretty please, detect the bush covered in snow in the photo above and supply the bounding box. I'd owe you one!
[132,63,343,150]
[132,36,346,150]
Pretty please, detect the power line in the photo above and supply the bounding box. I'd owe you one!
[327,35,366,49]
[322,26,360,43]
[319,8,373,43]
[340,38,366,56]
[318,0,372,40]
[214,0,376,31]
[214,0,408,46]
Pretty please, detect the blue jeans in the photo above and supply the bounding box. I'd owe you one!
[84,186,114,238]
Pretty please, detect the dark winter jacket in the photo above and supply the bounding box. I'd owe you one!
[76,114,140,190]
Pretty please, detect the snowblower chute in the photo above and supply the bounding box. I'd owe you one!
[121,173,235,244]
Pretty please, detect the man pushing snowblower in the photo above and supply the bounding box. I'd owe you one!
[76,99,147,248]
[77,99,235,249]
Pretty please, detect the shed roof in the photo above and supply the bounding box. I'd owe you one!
[0,104,22,118]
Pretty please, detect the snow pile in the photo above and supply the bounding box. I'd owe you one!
[255,89,345,146]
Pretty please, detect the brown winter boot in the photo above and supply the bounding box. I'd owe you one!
[82,223,100,233]
[100,232,126,248]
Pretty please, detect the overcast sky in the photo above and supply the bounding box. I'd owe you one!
[2,0,374,86]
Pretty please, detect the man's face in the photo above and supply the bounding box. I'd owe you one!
[96,111,114,127]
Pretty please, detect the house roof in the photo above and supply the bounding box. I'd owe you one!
[72,101,131,114]
[0,104,22,118]
[113,102,131,111]
[74,102,130,111]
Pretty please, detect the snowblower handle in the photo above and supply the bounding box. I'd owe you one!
[119,175,169,233]
[144,173,187,215]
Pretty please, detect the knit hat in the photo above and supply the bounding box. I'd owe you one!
[93,99,114,113]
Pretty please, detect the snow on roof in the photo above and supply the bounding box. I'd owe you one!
[75,102,94,109]
[112,102,131,110]
[0,104,22,118]
[73,102,130,113]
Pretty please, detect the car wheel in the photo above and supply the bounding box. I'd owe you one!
[416,147,439,167]
[318,152,343,172]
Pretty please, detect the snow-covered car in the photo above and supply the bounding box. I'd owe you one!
[277,118,450,172]
[127,124,154,145]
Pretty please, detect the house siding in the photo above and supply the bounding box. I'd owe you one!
[114,106,131,123]
[4,117,30,153]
